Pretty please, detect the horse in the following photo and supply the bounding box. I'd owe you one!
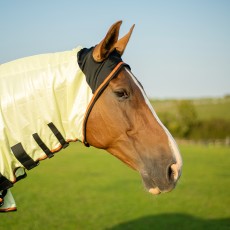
[0,21,182,212]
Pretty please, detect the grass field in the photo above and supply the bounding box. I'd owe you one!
[1,143,230,230]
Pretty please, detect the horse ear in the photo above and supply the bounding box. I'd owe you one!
[93,21,122,62]
[114,24,135,56]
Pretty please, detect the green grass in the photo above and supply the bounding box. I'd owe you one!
[1,143,230,230]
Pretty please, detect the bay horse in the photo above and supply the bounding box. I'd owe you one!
[0,21,182,212]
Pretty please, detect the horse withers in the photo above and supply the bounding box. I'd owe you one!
[0,21,182,212]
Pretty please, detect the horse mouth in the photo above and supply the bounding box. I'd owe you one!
[141,174,162,195]
[141,174,175,195]
[146,183,174,196]
[148,187,161,195]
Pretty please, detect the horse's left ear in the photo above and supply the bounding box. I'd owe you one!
[93,21,135,62]
[93,21,122,62]
[114,24,135,56]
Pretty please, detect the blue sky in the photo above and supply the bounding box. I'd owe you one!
[1,0,229,98]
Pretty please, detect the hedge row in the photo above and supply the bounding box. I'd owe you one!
[158,100,230,141]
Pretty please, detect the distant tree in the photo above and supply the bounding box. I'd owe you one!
[158,112,180,136]
[176,100,198,138]
[155,99,229,141]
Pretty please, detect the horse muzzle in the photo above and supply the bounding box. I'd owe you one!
[141,163,182,195]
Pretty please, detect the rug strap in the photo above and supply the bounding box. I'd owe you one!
[47,122,69,148]
[0,173,13,191]
[11,143,39,170]
[32,133,54,158]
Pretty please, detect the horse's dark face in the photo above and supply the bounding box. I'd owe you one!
[86,68,182,194]
[85,20,182,195]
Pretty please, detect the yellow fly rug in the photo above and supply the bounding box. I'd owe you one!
[0,47,94,211]
[0,42,126,211]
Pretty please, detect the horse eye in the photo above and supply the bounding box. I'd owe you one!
[114,90,129,99]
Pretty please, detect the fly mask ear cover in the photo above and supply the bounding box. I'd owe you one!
[77,47,130,146]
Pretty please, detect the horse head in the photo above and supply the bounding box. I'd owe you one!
[81,21,182,195]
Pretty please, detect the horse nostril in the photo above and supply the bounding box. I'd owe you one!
[167,164,179,182]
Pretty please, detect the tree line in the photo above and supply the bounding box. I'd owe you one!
[157,100,230,141]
